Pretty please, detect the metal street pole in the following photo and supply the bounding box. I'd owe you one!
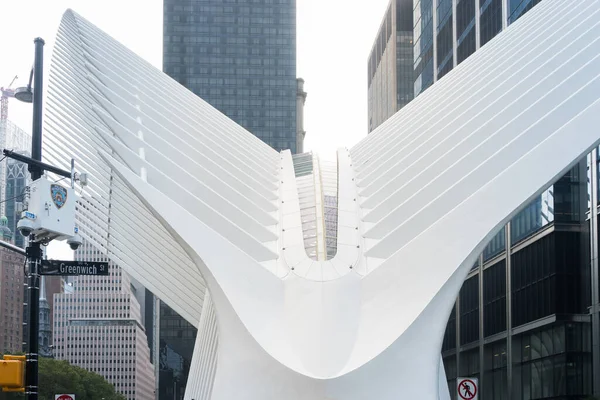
[25,37,45,400]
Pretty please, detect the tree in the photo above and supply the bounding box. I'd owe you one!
[0,356,126,400]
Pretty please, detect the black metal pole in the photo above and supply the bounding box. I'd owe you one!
[26,37,45,400]
[30,38,44,178]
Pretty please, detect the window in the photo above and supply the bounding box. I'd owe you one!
[442,302,457,352]
[483,260,506,337]
[483,339,508,400]
[459,275,479,345]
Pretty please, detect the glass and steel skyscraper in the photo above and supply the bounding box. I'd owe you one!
[413,0,542,98]
[163,0,298,153]
[370,1,600,398]
[413,0,434,97]
[161,2,297,397]
[367,0,414,133]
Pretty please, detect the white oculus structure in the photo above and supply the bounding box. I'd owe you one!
[43,1,600,398]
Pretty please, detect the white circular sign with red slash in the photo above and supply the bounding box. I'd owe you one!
[457,378,478,400]
[55,395,75,400]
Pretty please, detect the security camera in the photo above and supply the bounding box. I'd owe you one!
[17,218,35,238]
[67,233,83,251]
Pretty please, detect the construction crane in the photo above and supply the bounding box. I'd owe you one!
[1,75,18,124]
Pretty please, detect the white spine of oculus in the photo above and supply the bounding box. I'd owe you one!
[44,1,600,398]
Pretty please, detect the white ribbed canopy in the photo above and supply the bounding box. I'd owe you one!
[44,1,600,398]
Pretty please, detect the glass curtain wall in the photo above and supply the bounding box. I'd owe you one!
[163,0,297,152]
[413,0,434,96]
[436,0,453,79]
[456,0,476,64]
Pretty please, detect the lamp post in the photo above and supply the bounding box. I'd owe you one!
[14,37,45,400]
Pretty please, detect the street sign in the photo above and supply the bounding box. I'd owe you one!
[55,395,75,400]
[41,260,109,276]
[457,378,478,400]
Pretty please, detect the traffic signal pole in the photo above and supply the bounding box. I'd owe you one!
[25,37,45,400]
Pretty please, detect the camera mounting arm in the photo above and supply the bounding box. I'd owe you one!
[3,149,72,180]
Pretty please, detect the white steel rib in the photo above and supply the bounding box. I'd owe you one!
[44,1,600,398]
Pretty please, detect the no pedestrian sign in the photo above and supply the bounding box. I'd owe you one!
[457,378,478,400]
[55,395,75,400]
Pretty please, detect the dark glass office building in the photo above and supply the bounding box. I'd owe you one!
[163,0,297,153]
[372,0,600,398]
[142,289,197,400]
[413,0,545,99]
[158,302,197,400]
[442,159,597,399]
[414,0,542,98]
[413,0,434,97]
[435,1,600,399]
[161,1,297,397]
[508,0,542,24]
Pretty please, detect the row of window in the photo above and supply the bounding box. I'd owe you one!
[56,297,130,302]
[167,0,293,11]
[166,16,292,27]
[412,0,541,99]
[168,5,292,14]
[445,228,588,349]
[167,25,294,36]
[445,323,592,399]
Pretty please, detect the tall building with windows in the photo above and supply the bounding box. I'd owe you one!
[162,2,299,397]
[163,0,298,153]
[367,0,414,132]
[158,302,197,400]
[441,161,595,399]
[5,154,28,250]
[413,0,541,97]
[369,0,600,398]
[0,121,30,218]
[0,221,24,354]
[53,241,155,400]
[413,0,434,97]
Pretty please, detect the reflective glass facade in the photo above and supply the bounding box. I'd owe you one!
[413,0,546,95]
[161,1,297,394]
[396,0,415,111]
[441,153,593,398]
[367,0,600,395]
[396,0,600,396]
[368,0,414,133]
[159,302,197,400]
[480,0,503,47]
[483,227,506,261]
[512,323,592,399]
[436,0,453,79]
[483,260,507,337]
[163,0,297,153]
[414,0,434,96]
[509,0,542,24]
[483,339,508,400]
[460,275,479,346]
[456,0,476,64]
[511,187,554,245]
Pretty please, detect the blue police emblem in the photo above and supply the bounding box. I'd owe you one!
[50,184,68,209]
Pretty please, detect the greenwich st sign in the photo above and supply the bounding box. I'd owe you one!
[40,260,109,276]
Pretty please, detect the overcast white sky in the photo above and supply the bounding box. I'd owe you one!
[1,0,390,258]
